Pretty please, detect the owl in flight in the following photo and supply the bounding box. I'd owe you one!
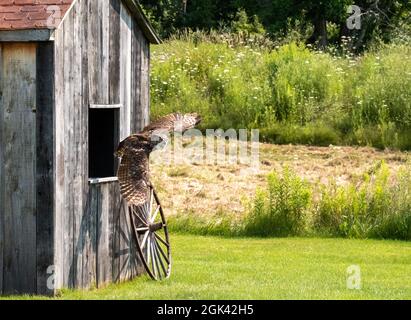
[115,113,202,206]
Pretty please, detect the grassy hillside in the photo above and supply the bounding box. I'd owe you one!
[151,39,411,150]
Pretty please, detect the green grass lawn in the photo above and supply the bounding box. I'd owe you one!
[5,234,411,300]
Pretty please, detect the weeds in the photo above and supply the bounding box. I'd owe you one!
[151,37,411,150]
[243,168,311,237]
[170,163,411,241]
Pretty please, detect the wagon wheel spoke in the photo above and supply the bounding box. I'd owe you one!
[151,235,162,280]
[140,203,150,223]
[155,233,170,248]
[154,239,167,279]
[146,234,152,266]
[149,188,154,217]
[149,235,157,278]
[131,206,148,226]
[141,231,150,250]
[154,241,167,278]
[136,227,149,233]
[155,237,170,267]
[150,205,161,223]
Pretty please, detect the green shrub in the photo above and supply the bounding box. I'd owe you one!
[314,162,411,240]
[243,168,311,237]
[314,163,389,238]
[370,166,411,240]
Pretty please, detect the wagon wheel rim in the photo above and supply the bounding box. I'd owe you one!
[129,186,171,281]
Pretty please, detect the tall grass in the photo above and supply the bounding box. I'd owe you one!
[313,162,411,240]
[170,163,411,241]
[151,35,411,150]
[243,168,311,237]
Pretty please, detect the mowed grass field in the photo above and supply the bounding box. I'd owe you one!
[5,234,410,300]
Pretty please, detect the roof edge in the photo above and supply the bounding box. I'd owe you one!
[0,0,161,44]
[122,0,162,44]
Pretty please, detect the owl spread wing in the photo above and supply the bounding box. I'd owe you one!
[116,113,202,206]
[117,145,150,206]
[142,113,201,137]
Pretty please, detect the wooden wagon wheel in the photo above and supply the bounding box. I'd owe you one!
[129,186,171,280]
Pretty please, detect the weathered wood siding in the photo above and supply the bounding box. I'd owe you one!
[0,43,37,294]
[53,0,150,290]
[36,42,56,295]
[0,0,151,295]
[0,44,2,295]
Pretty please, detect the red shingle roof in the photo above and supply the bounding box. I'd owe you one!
[0,0,74,30]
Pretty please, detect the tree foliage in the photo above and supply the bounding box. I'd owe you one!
[139,0,411,49]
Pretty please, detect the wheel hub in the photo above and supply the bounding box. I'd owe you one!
[149,222,163,232]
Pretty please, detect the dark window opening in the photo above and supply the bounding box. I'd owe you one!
[89,108,119,179]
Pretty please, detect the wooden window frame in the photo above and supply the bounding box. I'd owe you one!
[88,104,122,183]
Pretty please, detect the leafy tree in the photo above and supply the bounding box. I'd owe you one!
[139,0,183,36]
[139,0,411,49]
[231,9,266,34]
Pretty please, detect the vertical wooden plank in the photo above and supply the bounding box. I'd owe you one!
[101,0,110,105]
[109,0,121,105]
[53,23,65,292]
[2,43,37,294]
[141,36,150,128]
[90,185,98,288]
[71,0,84,289]
[36,42,55,295]
[83,184,98,289]
[88,0,99,104]
[0,43,4,295]
[80,0,90,290]
[119,2,132,140]
[109,0,121,174]
[96,183,112,287]
[112,185,122,283]
[62,9,75,289]
[88,0,110,105]
[108,183,116,283]
[131,21,142,133]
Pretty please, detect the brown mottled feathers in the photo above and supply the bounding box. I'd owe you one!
[116,113,201,206]
[117,146,150,206]
[142,113,202,135]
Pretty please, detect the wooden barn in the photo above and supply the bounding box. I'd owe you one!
[0,0,160,295]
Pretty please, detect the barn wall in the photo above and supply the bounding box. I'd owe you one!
[0,43,37,294]
[0,43,3,295]
[0,42,55,295]
[36,42,56,295]
[53,0,151,290]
